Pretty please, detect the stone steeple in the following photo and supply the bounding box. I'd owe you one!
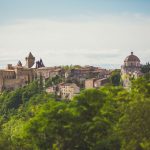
[17,60,22,67]
[28,52,34,58]
[25,52,35,68]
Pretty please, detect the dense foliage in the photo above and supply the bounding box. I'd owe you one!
[110,69,121,86]
[141,62,150,74]
[141,63,150,80]
[0,77,149,150]
[45,75,64,88]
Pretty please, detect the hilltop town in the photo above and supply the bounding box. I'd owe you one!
[0,51,145,100]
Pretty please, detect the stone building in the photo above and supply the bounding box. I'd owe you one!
[85,78,109,89]
[36,67,64,80]
[68,66,109,79]
[0,52,67,92]
[65,66,110,88]
[46,83,80,100]
[121,52,142,88]
[0,52,36,92]
[58,83,80,100]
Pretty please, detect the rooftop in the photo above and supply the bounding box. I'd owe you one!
[124,52,140,62]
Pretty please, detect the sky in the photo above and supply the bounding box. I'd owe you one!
[0,0,150,68]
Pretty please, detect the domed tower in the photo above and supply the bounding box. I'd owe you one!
[121,52,141,88]
[25,52,35,68]
[124,52,140,67]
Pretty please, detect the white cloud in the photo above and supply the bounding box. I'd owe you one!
[0,14,150,68]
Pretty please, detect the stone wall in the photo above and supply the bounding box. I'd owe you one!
[3,78,25,91]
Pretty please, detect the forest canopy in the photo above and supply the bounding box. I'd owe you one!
[0,76,149,150]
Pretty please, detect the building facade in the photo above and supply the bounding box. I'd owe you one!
[0,52,36,92]
[46,83,80,100]
[59,83,80,99]
[85,78,109,89]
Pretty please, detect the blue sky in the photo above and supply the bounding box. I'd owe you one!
[1,0,150,22]
[0,0,150,68]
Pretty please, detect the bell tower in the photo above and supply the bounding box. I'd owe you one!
[25,52,35,68]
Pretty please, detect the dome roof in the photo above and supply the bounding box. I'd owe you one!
[124,52,140,62]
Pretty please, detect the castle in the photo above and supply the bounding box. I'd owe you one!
[121,52,142,88]
[0,52,66,92]
[0,52,36,92]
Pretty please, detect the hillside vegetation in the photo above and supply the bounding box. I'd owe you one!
[0,77,149,150]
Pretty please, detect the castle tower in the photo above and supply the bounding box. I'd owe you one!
[36,58,45,68]
[17,60,22,67]
[25,52,35,68]
[121,52,141,88]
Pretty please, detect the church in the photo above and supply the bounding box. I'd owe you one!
[121,52,142,88]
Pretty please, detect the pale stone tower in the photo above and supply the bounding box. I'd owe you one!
[121,52,141,88]
[25,52,35,68]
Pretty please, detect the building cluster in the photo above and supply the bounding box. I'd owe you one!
[45,66,110,99]
[0,52,111,99]
[0,51,142,99]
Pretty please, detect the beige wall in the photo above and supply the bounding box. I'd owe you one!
[4,78,25,90]
[60,84,80,99]
[85,79,94,89]
[0,67,35,92]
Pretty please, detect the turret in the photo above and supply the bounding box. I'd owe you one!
[17,60,22,67]
[25,52,35,68]
[36,58,45,68]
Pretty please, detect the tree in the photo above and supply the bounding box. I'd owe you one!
[45,75,64,88]
[0,77,149,150]
[118,99,150,150]
[141,63,150,81]
[141,62,150,74]
[110,70,121,86]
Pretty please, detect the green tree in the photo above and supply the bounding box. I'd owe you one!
[110,70,121,86]
[0,77,149,150]
[118,99,150,150]
[45,75,64,88]
[141,63,150,81]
